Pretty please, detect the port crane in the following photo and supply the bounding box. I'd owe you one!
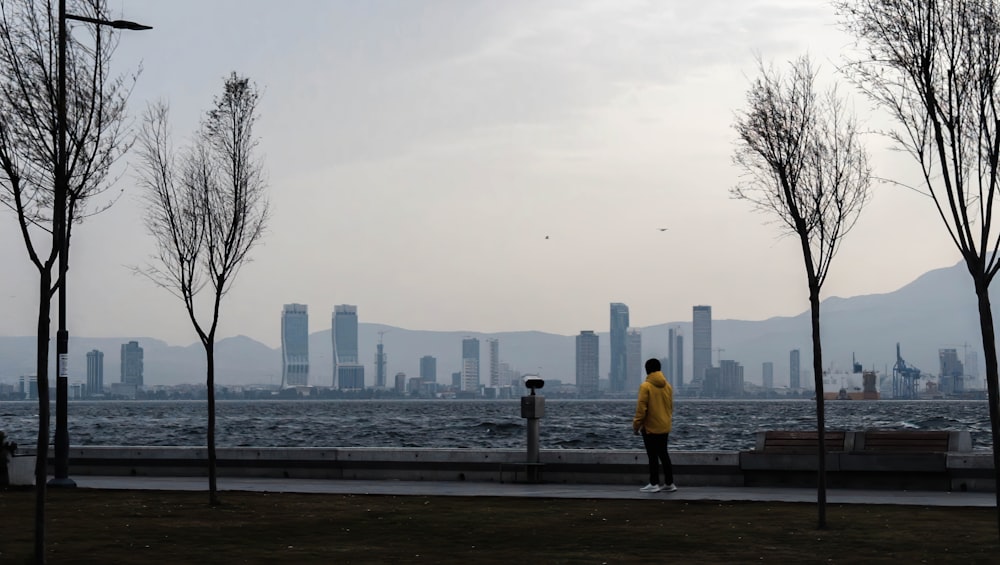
[892,342,922,400]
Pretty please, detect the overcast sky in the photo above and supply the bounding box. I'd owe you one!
[0,0,962,349]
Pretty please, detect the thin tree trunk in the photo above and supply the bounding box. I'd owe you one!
[34,269,52,565]
[973,276,1000,539]
[206,341,219,505]
[809,284,827,529]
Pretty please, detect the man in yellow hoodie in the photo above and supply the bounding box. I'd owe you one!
[633,358,676,493]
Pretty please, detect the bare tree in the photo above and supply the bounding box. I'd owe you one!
[0,0,136,561]
[732,55,872,528]
[837,0,1000,536]
[136,73,269,505]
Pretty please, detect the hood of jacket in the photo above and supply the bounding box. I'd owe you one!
[646,371,667,388]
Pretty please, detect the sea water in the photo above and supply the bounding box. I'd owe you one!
[0,399,992,451]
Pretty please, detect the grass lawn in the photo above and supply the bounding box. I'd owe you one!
[1,488,999,564]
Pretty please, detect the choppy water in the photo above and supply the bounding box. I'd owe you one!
[0,399,994,451]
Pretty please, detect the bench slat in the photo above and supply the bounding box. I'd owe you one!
[862,430,951,452]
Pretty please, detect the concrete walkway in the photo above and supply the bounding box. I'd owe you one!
[68,476,998,507]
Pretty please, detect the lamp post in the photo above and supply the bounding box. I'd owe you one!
[51,0,151,488]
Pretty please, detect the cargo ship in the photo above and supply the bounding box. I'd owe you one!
[821,368,880,400]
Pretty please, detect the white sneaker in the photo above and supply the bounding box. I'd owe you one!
[639,483,661,492]
[660,484,677,493]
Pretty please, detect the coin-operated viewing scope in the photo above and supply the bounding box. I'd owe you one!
[523,375,545,395]
[520,375,545,479]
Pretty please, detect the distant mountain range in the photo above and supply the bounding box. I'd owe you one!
[0,261,991,388]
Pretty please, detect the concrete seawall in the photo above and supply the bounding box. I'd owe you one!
[15,446,997,492]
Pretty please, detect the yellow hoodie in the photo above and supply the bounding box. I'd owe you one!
[632,370,673,434]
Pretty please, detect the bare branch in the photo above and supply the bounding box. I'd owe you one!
[732,55,872,289]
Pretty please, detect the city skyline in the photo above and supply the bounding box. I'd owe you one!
[0,0,969,351]
[2,256,988,394]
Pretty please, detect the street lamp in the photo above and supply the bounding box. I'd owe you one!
[51,0,151,488]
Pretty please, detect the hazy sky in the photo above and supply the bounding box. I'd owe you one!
[0,0,962,349]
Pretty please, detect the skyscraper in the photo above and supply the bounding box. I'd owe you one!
[692,305,712,384]
[609,303,630,393]
[120,341,143,387]
[333,305,359,363]
[333,305,364,389]
[667,327,676,384]
[281,304,309,387]
[375,341,386,388]
[86,349,104,397]
[626,327,642,391]
[674,330,684,392]
[575,330,599,398]
[420,355,437,383]
[461,337,480,392]
[939,348,964,394]
[789,349,801,389]
[762,361,774,390]
[488,338,500,387]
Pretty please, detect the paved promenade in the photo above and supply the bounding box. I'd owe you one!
[70,476,997,507]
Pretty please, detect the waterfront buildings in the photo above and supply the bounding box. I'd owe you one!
[626,327,642,391]
[667,327,676,385]
[337,364,365,390]
[375,341,386,388]
[609,302,630,393]
[86,349,104,397]
[692,305,712,384]
[789,349,801,389]
[19,375,37,400]
[333,305,364,389]
[488,338,500,387]
[674,329,684,392]
[762,361,774,390]
[461,337,480,392]
[420,355,437,384]
[575,330,599,397]
[281,303,309,387]
[939,348,964,394]
[703,359,744,397]
[120,341,144,387]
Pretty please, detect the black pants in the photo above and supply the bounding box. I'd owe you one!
[641,431,674,485]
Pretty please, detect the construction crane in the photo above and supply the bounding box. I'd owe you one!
[892,342,922,400]
[714,348,725,365]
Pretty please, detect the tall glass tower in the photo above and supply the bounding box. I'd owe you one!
[692,305,712,384]
[575,330,599,398]
[674,330,684,392]
[120,341,144,386]
[333,305,362,388]
[461,337,480,392]
[86,349,104,397]
[488,339,500,387]
[789,349,801,389]
[626,328,642,391]
[281,304,309,387]
[420,355,437,383]
[609,303,630,393]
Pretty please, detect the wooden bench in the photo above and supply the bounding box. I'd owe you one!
[840,430,971,490]
[755,430,849,453]
[854,430,964,452]
[740,431,849,485]
[741,430,973,490]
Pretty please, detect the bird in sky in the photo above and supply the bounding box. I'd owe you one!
[658,228,669,232]
[545,236,550,239]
